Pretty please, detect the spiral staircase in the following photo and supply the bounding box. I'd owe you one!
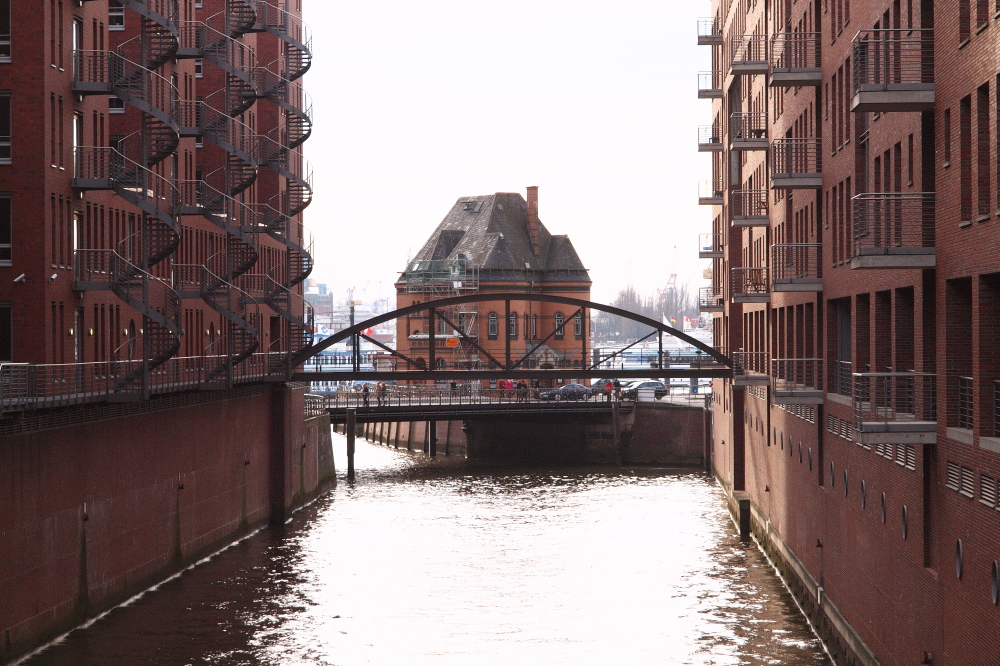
[71,1,184,393]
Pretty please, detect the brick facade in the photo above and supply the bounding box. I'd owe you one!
[702,0,1000,662]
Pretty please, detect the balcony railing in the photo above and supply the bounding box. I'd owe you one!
[730,112,768,150]
[770,138,822,188]
[698,124,724,152]
[833,360,853,397]
[699,179,724,205]
[733,351,770,386]
[851,192,935,268]
[771,243,822,290]
[699,233,724,259]
[731,35,768,74]
[698,70,723,98]
[697,17,722,45]
[770,32,821,86]
[852,29,934,112]
[731,189,769,225]
[853,371,937,445]
[993,380,1000,437]
[958,376,974,430]
[698,285,724,312]
[731,267,769,303]
[772,358,823,403]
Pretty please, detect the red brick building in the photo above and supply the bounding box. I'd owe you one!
[700,0,1000,662]
[0,0,313,394]
[395,187,591,386]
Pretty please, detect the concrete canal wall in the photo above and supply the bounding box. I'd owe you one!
[0,385,335,664]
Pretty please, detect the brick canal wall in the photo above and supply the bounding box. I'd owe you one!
[0,385,334,663]
[346,401,709,466]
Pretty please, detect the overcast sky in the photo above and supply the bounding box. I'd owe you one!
[303,1,712,305]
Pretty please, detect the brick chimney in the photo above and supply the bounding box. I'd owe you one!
[526,185,540,255]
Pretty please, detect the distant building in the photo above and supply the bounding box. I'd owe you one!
[395,187,591,385]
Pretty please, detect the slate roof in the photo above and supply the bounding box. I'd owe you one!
[403,192,590,283]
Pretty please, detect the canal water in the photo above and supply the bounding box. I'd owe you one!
[21,435,828,665]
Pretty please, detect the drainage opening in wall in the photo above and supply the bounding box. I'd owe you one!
[992,560,999,605]
[956,540,964,580]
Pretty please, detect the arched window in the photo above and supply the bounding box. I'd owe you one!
[488,312,498,339]
[508,312,518,339]
[554,312,564,339]
[436,357,446,369]
[574,311,583,338]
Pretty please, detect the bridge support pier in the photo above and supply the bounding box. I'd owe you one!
[346,408,356,480]
[429,420,437,457]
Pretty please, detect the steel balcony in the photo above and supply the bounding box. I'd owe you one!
[772,358,824,404]
[698,286,724,312]
[731,267,769,304]
[852,29,934,112]
[770,32,821,87]
[770,138,822,189]
[851,192,935,269]
[731,189,769,226]
[731,35,768,75]
[698,124,724,152]
[698,70,723,98]
[697,17,722,45]
[699,233,724,259]
[699,179,724,206]
[771,243,822,291]
[733,351,770,386]
[730,112,768,151]
[853,371,937,445]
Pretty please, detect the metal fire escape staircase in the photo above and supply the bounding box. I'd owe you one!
[177,19,259,116]
[257,131,313,216]
[254,203,314,287]
[238,274,314,378]
[71,3,183,393]
[174,264,260,385]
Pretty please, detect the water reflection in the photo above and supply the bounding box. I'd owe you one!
[22,435,827,665]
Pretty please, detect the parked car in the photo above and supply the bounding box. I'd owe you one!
[621,380,667,400]
[539,383,592,401]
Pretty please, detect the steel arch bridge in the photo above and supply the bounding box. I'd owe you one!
[291,292,734,383]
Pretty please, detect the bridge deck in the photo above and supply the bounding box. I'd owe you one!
[307,391,639,423]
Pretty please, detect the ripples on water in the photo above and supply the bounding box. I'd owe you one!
[22,436,828,665]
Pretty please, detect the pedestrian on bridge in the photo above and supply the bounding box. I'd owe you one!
[362,383,370,407]
[376,381,386,407]
[604,380,613,402]
[613,379,622,401]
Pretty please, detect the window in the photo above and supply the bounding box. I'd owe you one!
[554,312,564,339]
[0,90,9,163]
[108,95,125,114]
[108,1,124,30]
[508,312,517,339]
[0,302,10,361]
[530,314,537,340]
[574,312,583,339]
[0,192,10,265]
[194,58,203,78]
[487,312,497,339]
[0,0,9,61]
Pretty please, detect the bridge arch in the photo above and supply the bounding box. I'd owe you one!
[294,292,731,370]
